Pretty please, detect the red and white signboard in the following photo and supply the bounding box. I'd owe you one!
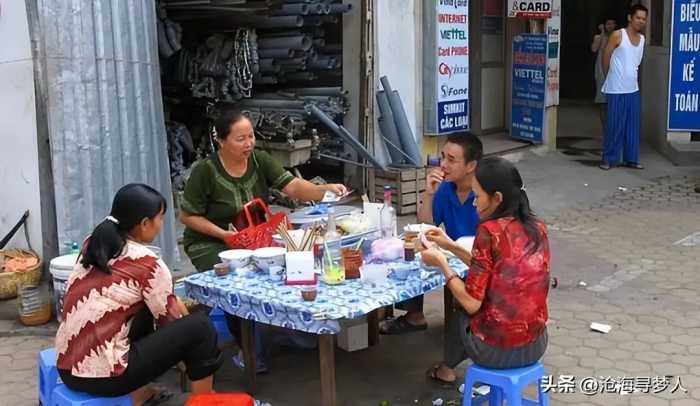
[508,0,552,18]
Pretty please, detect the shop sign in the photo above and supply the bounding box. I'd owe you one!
[668,0,700,131]
[511,34,547,143]
[545,0,560,106]
[436,0,470,134]
[507,0,552,19]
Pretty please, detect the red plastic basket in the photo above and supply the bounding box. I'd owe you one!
[185,393,254,406]
[224,198,288,250]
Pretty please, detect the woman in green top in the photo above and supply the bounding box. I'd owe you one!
[180,110,347,272]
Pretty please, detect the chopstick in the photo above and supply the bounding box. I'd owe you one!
[276,223,298,251]
[299,225,315,252]
[300,228,311,252]
[300,225,318,251]
[276,224,319,252]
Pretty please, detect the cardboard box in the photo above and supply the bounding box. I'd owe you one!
[337,317,368,352]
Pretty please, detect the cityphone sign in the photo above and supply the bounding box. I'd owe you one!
[436,0,470,134]
[667,0,700,131]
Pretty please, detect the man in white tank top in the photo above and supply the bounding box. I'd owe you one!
[599,5,648,170]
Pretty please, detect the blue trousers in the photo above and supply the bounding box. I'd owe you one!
[603,92,640,164]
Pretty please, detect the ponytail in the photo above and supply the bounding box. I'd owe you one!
[81,184,167,274]
[516,188,542,253]
[81,219,127,274]
[475,157,543,253]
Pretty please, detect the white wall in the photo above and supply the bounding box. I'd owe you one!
[375,0,421,144]
[0,1,43,255]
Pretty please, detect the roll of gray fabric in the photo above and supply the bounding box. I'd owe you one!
[308,104,386,170]
[157,20,175,58]
[258,48,294,59]
[257,35,312,51]
[270,3,311,16]
[329,4,353,14]
[380,76,421,166]
[376,91,404,165]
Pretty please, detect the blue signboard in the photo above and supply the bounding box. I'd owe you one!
[511,34,547,143]
[435,0,470,134]
[668,0,700,132]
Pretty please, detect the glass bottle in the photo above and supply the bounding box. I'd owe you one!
[379,186,397,238]
[323,207,345,284]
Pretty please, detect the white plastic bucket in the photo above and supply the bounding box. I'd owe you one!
[50,254,79,322]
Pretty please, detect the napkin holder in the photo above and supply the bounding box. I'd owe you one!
[285,251,317,285]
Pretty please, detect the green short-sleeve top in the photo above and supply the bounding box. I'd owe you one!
[181,150,295,247]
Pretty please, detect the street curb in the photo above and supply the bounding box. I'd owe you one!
[0,319,57,338]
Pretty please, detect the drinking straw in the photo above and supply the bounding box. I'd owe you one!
[354,237,365,251]
[323,240,333,265]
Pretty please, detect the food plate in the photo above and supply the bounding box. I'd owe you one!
[287,205,358,226]
[403,223,434,234]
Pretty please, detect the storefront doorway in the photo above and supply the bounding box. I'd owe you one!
[468,0,533,154]
[557,0,635,164]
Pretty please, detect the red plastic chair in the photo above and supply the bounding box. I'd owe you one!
[185,393,255,406]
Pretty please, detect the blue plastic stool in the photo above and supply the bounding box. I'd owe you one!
[39,348,61,405]
[52,385,132,405]
[209,307,233,342]
[463,362,549,406]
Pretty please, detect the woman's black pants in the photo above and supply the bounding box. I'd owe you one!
[59,310,223,397]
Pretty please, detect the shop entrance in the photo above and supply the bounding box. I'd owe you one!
[557,0,633,163]
[158,0,368,203]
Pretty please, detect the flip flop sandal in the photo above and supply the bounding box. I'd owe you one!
[232,353,269,374]
[624,162,644,169]
[379,315,428,335]
[426,364,457,386]
[144,389,175,406]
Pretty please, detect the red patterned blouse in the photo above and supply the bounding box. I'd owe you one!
[465,217,550,348]
[55,241,183,378]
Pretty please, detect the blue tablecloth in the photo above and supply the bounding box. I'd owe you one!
[184,258,468,334]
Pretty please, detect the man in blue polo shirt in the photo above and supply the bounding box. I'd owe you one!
[380,132,482,334]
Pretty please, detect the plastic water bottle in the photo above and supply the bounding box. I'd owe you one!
[70,242,80,255]
[379,186,397,238]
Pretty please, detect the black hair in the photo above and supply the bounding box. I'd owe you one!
[214,110,251,140]
[446,132,484,163]
[475,156,542,251]
[629,4,648,17]
[81,184,167,274]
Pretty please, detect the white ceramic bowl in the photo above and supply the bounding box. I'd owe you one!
[253,247,287,272]
[359,263,389,285]
[218,249,254,269]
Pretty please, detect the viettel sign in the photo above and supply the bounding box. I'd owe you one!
[508,0,552,18]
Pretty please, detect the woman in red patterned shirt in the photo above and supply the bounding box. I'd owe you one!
[422,156,549,384]
[55,184,223,404]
